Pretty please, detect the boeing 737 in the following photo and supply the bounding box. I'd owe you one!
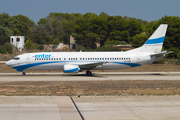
[6,24,172,76]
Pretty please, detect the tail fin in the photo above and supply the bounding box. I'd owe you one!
[142,24,168,53]
[127,24,168,53]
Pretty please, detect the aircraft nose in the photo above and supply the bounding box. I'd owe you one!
[6,60,11,66]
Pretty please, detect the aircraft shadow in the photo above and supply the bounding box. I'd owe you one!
[0,73,172,78]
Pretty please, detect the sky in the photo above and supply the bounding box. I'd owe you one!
[0,0,180,24]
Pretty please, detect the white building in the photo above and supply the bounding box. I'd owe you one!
[10,36,25,52]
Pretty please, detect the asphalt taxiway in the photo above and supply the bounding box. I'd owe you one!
[0,96,180,120]
[0,72,180,120]
[0,72,180,81]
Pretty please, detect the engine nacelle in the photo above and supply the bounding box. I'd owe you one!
[63,65,80,73]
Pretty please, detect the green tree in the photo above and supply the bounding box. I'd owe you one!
[59,33,69,44]
[0,45,6,54]
[53,39,59,45]
[4,42,13,54]
[24,40,35,50]
[38,44,44,50]
[0,42,13,54]
[75,45,86,51]
[96,44,121,51]
[128,19,143,41]
[159,16,180,50]
[38,18,48,25]
[132,33,148,48]
[0,26,12,45]
[4,14,35,36]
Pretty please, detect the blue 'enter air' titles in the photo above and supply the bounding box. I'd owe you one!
[35,54,51,58]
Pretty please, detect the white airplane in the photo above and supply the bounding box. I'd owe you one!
[6,24,172,76]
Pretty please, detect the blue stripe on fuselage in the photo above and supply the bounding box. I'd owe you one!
[145,36,165,44]
[113,62,141,67]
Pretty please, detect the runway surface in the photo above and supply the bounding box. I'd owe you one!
[0,72,180,81]
[0,96,180,120]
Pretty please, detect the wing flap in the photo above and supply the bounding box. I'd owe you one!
[79,62,108,69]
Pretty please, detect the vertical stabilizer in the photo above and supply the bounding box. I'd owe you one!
[141,24,168,53]
[127,24,168,53]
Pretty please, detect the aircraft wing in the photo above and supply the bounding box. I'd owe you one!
[78,62,108,70]
[151,51,173,57]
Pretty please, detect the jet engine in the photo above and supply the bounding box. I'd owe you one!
[63,64,80,73]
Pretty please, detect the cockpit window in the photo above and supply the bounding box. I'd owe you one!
[13,57,20,60]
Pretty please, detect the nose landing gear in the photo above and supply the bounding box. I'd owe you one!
[22,72,26,76]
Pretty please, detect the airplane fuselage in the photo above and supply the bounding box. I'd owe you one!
[6,51,157,72]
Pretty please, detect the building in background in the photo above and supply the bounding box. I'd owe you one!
[70,35,78,49]
[113,44,132,50]
[43,43,69,50]
[10,36,25,52]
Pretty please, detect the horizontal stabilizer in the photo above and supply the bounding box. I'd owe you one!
[150,51,173,56]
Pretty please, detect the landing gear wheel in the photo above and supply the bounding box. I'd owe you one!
[22,72,26,76]
[86,70,92,76]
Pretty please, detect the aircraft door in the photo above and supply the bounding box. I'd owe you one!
[26,55,31,64]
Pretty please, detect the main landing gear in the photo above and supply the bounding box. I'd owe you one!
[22,72,26,76]
[86,70,92,76]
